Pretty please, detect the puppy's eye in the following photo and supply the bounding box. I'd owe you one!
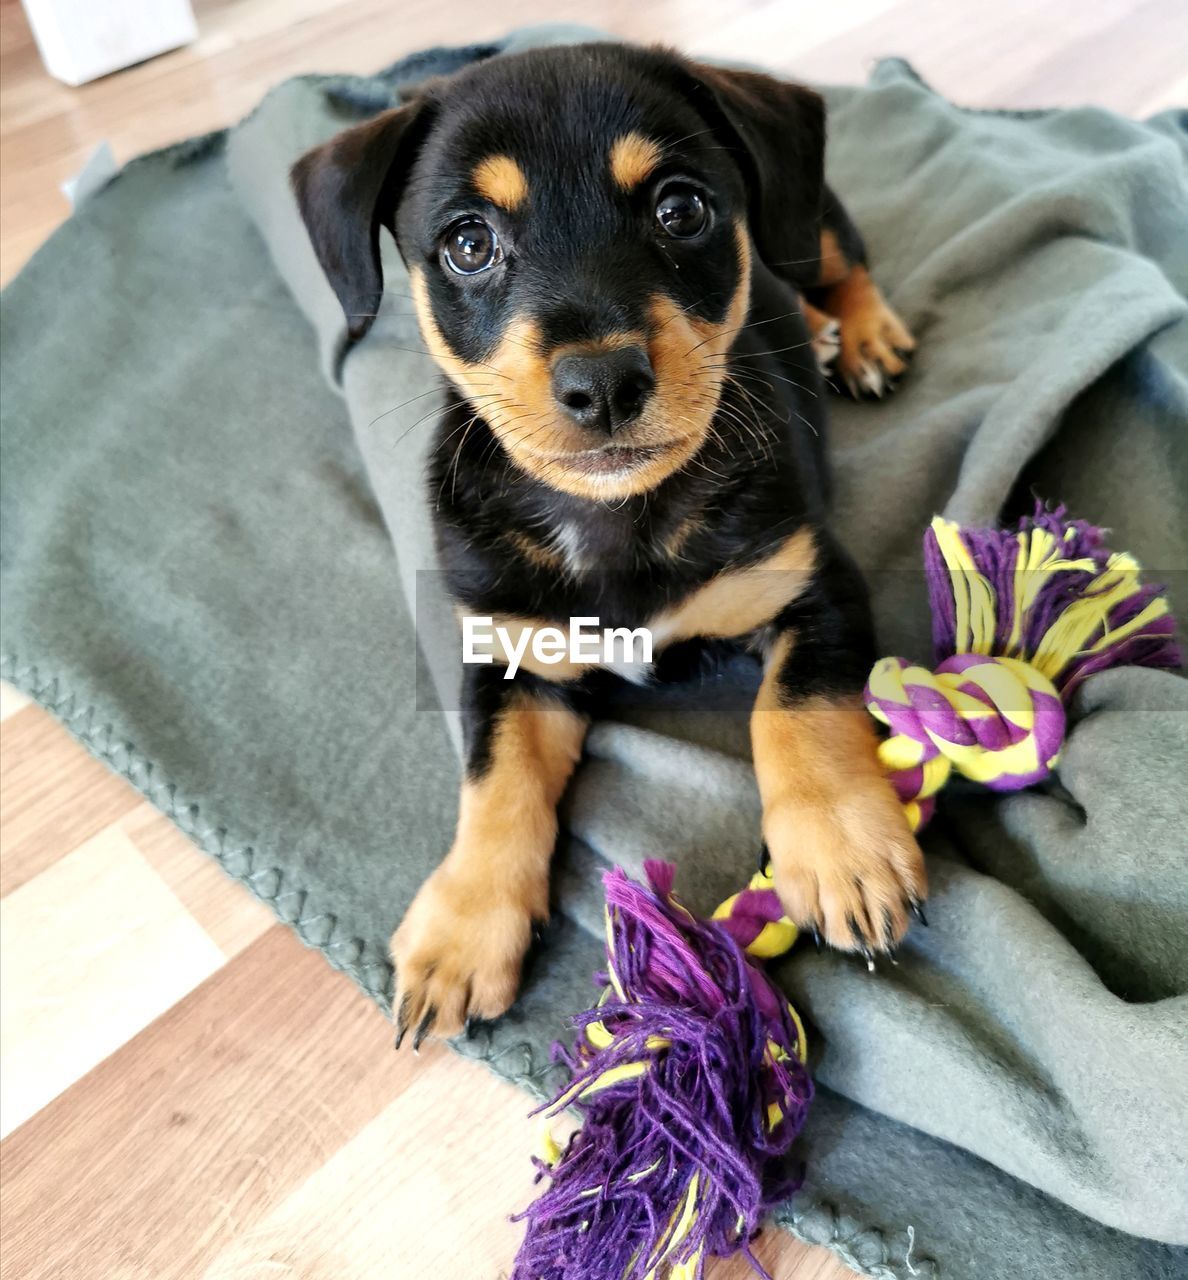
[442,219,502,274]
[655,186,708,239]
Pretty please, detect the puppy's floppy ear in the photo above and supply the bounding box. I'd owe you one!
[291,100,431,341]
[679,61,825,282]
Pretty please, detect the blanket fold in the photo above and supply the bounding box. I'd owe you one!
[2,29,1185,1280]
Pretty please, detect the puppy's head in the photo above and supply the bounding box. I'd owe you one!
[293,44,824,499]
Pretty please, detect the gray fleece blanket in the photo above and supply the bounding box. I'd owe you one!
[2,25,1186,1280]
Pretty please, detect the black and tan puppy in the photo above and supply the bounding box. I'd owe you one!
[293,42,924,1046]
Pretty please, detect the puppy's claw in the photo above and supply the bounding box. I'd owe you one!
[847,911,865,946]
[809,924,823,952]
[882,907,898,950]
[911,899,930,927]
[413,1009,435,1053]
[859,360,885,398]
[393,996,411,1051]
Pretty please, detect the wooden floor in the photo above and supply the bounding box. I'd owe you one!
[0,1,1182,1276]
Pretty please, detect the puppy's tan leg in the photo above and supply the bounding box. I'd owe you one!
[392,690,587,1045]
[752,635,926,954]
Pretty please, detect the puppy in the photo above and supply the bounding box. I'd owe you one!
[293,42,924,1047]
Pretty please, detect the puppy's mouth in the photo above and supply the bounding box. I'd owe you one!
[547,441,681,478]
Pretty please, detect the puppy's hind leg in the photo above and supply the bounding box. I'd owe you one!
[810,186,916,398]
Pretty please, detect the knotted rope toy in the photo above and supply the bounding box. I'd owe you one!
[864,512,1177,829]
[511,507,1179,1280]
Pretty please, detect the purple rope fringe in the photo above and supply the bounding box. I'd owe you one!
[512,862,812,1280]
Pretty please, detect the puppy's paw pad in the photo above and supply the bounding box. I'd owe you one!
[391,868,536,1046]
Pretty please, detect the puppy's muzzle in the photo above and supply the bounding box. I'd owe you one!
[551,346,655,436]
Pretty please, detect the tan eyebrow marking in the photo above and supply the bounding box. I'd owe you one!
[609,133,663,191]
[471,154,529,210]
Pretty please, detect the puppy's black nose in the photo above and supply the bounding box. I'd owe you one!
[552,346,655,434]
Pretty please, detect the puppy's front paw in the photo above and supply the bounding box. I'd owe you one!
[391,861,541,1046]
[765,775,926,955]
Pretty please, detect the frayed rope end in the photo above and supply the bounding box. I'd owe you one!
[511,861,812,1280]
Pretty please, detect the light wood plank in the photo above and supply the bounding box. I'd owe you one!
[0,679,31,721]
[1137,70,1188,117]
[784,0,1148,102]
[705,0,903,68]
[0,702,143,895]
[0,927,417,1279]
[121,801,275,959]
[1001,0,1188,115]
[0,823,225,1136]
[200,1050,547,1279]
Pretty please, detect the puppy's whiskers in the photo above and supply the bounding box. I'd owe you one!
[389,391,500,451]
[681,306,808,359]
[707,356,819,400]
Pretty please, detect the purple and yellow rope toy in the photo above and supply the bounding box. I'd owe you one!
[512,507,1179,1280]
